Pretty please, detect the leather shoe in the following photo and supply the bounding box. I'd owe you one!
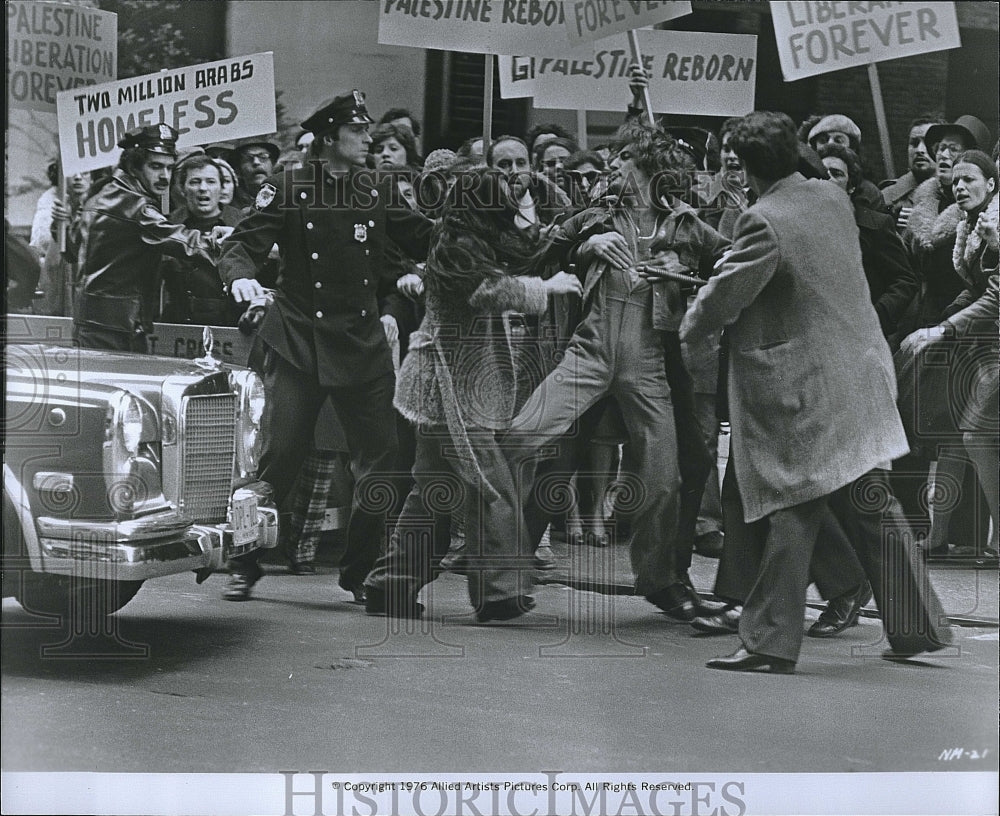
[364,586,425,619]
[222,563,262,601]
[807,582,873,638]
[646,583,697,622]
[678,572,730,616]
[289,561,317,575]
[706,645,795,674]
[475,595,535,623]
[691,605,741,635]
[338,575,367,604]
[222,573,257,601]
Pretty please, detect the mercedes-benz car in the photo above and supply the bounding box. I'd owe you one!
[3,324,278,618]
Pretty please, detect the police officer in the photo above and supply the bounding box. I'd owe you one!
[219,90,433,601]
[69,124,224,352]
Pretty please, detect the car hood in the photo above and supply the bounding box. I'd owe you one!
[6,344,231,409]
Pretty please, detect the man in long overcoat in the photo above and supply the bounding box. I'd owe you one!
[680,111,950,673]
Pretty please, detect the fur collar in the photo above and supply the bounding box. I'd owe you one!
[953,193,999,285]
[906,177,963,251]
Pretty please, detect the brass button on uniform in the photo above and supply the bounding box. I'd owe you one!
[311,252,319,260]
[360,309,367,317]
[306,222,314,230]
[315,281,322,289]
[315,310,324,318]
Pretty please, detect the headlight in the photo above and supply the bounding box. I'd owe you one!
[104,391,145,513]
[232,370,265,477]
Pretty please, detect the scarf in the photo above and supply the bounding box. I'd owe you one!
[952,193,999,286]
[906,177,963,252]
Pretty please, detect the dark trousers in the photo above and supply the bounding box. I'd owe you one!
[727,468,951,662]
[230,352,399,588]
[365,425,529,606]
[662,331,714,573]
[715,463,867,604]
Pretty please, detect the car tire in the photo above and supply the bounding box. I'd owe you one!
[14,572,144,618]
[4,493,144,618]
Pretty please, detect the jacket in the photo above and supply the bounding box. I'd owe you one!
[680,173,909,522]
[879,170,922,221]
[394,239,549,432]
[553,196,730,333]
[160,205,245,326]
[218,164,433,387]
[903,177,969,328]
[854,201,918,339]
[71,169,220,333]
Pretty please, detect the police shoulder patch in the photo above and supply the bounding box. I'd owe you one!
[255,183,278,210]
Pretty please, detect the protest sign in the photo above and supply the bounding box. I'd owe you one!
[380,0,581,56]
[770,1,961,82]
[55,52,276,176]
[564,0,691,45]
[7,0,117,113]
[501,29,756,117]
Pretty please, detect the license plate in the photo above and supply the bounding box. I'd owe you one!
[229,491,258,546]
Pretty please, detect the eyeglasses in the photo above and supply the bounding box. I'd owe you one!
[935,141,964,157]
[542,158,566,169]
[243,151,273,164]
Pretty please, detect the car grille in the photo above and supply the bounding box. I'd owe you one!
[179,393,236,522]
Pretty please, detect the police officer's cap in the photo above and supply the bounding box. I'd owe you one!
[301,90,375,136]
[117,123,179,155]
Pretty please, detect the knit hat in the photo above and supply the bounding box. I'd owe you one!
[808,114,862,146]
[423,148,458,174]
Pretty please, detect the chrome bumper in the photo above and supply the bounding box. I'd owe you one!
[35,502,279,582]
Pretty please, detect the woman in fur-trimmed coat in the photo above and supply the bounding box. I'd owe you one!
[364,168,582,621]
[900,151,999,557]
[902,174,968,330]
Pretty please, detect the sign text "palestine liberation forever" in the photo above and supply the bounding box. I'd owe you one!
[7,2,114,102]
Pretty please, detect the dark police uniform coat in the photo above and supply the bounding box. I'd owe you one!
[218,164,432,387]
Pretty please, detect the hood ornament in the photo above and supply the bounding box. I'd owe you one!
[194,325,222,370]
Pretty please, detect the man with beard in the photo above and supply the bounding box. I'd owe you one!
[229,137,281,209]
[68,124,224,352]
[879,113,946,233]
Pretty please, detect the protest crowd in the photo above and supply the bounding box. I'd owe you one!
[10,34,998,674]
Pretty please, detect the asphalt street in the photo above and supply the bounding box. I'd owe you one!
[2,541,997,776]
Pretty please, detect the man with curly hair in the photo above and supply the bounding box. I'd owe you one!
[505,121,730,620]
